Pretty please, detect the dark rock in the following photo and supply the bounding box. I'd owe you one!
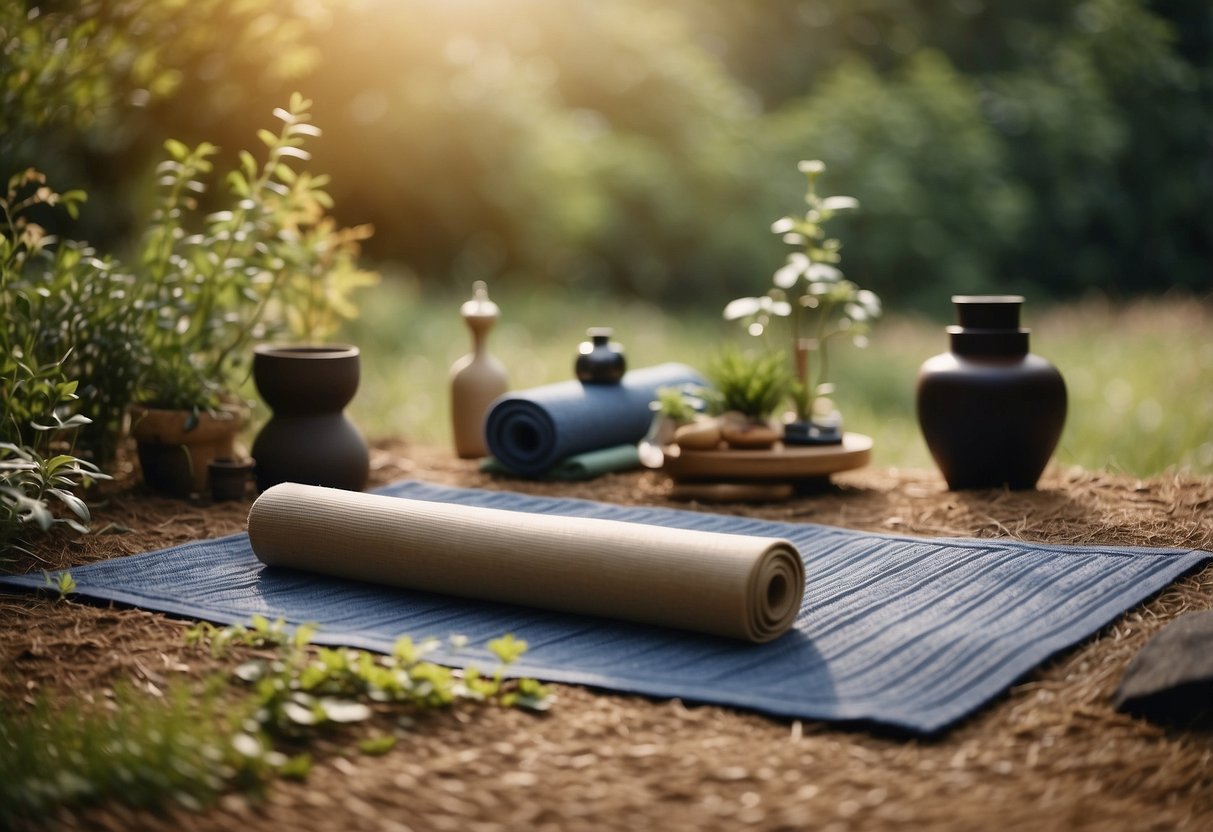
[1114,610,1213,727]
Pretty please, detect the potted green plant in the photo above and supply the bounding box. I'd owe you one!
[724,160,881,445]
[704,347,791,450]
[638,384,710,467]
[129,94,377,496]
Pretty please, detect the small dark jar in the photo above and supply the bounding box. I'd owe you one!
[251,344,370,492]
[916,296,1066,490]
[575,328,626,384]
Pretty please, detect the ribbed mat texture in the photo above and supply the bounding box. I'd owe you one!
[483,363,703,476]
[2,481,1207,733]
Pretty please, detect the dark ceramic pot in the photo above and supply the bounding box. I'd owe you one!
[783,419,843,446]
[916,296,1066,490]
[575,328,626,384]
[251,344,369,492]
[208,457,255,501]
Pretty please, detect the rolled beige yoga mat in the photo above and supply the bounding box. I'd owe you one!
[247,483,805,643]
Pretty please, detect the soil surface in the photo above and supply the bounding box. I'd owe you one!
[3,442,1212,831]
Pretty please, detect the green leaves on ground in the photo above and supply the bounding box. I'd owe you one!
[42,570,76,599]
[0,682,274,825]
[1,620,550,825]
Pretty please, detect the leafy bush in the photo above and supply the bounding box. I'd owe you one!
[134,93,378,410]
[0,0,330,250]
[0,682,277,823]
[0,171,108,554]
[1,94,379,498]
[15,232,145,462]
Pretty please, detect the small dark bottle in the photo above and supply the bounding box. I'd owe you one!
[916,296,1066,490]
[575,327,626,384]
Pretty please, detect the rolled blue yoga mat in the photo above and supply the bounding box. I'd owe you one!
[484,363,703,477]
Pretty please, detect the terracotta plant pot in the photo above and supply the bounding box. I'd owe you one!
[251,344,369,492]
[129,403,245,498]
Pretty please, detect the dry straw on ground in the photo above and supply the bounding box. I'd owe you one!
[2,443,1211,831]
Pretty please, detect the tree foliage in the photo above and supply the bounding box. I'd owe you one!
[3,0,1209,311]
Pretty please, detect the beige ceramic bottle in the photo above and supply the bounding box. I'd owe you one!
[450,281,508,458]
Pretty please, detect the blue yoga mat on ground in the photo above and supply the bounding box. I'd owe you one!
[2,481,1207,733]
[483,363,703,477]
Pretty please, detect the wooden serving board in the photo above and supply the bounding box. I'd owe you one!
[662,432,873,482]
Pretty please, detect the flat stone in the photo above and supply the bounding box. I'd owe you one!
[1113,610,1213,726]
[674,419,722,450]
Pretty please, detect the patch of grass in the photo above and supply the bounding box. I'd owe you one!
[328,280,1211,477]
[1,618,551,826]
[0,681,271,825]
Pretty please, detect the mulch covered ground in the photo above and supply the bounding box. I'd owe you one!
[3,442,1212,831]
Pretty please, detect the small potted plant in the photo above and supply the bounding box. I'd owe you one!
[129,94,377,496]
[639,384,710,467]
[724,160,881,445]
[703,347,791,450]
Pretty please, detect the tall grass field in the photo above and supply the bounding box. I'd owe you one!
[336,283,1212,478]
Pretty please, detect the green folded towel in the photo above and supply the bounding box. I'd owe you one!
[480,444,641,481]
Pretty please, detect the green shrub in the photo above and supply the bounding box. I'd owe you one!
[134,93,378,411]
[0,171,108,554]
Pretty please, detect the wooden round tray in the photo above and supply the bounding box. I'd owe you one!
[662,432,873,482]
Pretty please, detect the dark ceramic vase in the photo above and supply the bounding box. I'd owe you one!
[575,328,626,384]
[251,345,369,492]
[916,296,1066,490]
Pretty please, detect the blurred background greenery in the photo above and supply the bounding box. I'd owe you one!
[342,284,1213,476]
[3,0,1211,474]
